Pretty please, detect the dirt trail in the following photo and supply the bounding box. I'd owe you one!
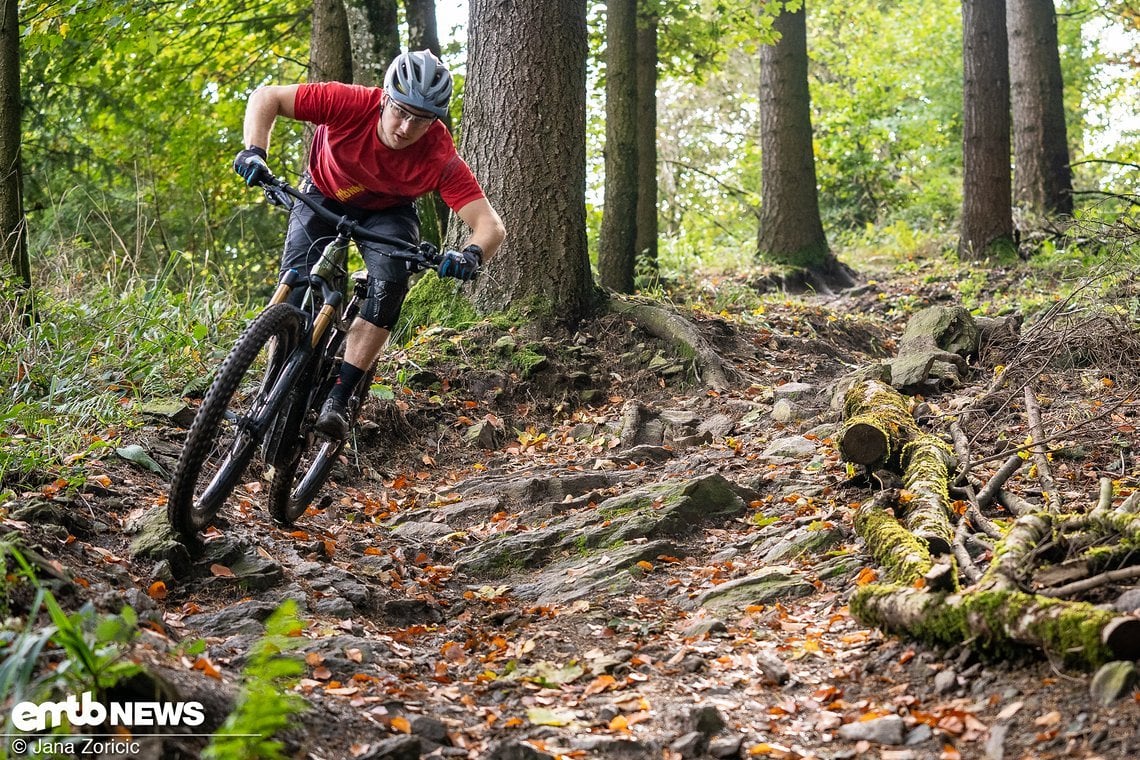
[6,269,1140,760]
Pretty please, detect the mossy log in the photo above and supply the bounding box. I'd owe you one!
[839,378,918,467]
[901,435,955,555]
[850,584,1140,669]
[853,496,934,584]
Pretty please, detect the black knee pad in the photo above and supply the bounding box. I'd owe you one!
[359,279,408,330]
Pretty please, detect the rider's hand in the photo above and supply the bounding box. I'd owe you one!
[438,245,482,281]
[233,146,272,186]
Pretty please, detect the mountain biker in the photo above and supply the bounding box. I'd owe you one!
[233,50,506,439]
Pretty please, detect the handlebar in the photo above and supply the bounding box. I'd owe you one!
[260,176,443,270]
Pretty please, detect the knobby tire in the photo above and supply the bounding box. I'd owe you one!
[168,303,303,540]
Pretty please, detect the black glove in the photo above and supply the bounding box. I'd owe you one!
[233,146,272,186]
[437,245,482,281]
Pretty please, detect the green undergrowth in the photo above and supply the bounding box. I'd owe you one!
[0,265,247,490]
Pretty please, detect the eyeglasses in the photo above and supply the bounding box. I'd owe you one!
[387,99,436,127]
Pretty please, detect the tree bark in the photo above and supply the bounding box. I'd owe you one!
[404,0,441,56]
[633,10,658,276]
[461,0,598,322]
[597,0,639,294]
[310,0,353,84]
[1007,0,1073,218]
[0,0,29,288]
[403,0,452,244]
[343,0,400,87]
[960,0,1014,259]
[756,3,854,293]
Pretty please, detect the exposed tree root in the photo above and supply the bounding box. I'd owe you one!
[607,296,734,390]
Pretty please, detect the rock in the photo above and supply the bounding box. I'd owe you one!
[358,735,422,760]
[126,507,191,577]
[184,599,280,637]
[1113,588,1140,612]
[680,618,728,638]
[933,668,958,695]
[392,520,456,542]
[139,399,197,428]
[687,566,815,613]
[410,714,450,745]
[669,732,708,758]
[464,419,501,449]
[486,740,556,760]
[687,705,726,736]
[761,436,817,459]
[709,735,745,758]
[773,381,815,401]
[905,723,934,746]
[457,474,745,577]
[837,714,906,745]
[1090,661,1139,706]
[698,413,735,438]
[771,398,801,424]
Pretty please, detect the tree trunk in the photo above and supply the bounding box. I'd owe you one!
[756,3,854,293]
[0,0,28,288]
[634,10,658,276]
[960,0,1014,259]
[310,0,353,84]
[461,0,598,322]
[1007,0,1073,218]
[404,0,441,55]
[343,0,400,87]
[403,0,452,244]
[597,0,639,294]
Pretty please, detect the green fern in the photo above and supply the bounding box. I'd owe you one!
[203,600,308,760]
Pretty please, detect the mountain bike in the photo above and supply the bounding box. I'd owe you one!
[167,174,445,543]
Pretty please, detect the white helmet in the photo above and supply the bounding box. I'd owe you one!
[384,50,452,118]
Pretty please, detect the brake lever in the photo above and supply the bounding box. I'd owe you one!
[263,183,294,210]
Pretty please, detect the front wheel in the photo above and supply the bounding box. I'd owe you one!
[168,304,304,541]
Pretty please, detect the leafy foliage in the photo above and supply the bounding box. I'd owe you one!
[203,600,307,760]
[0,539,142,735]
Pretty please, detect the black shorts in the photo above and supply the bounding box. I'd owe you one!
[280,175,421,286]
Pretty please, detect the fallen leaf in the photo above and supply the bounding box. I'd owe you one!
[209,564,234,578]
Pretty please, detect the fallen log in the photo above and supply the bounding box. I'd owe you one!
[839,378,918,468]
[850,584,1140,669]
[853,494,934,585]
[900,435,955,555]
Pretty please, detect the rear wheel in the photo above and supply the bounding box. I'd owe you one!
[168,304,304,541]
[267,365,371,526]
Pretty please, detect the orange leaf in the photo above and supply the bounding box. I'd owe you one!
[608,714,628,730]
[390,715,412,733]
[584,675,617,695]
[147,581,168,600]
[192,657,221,680]
[364,546,382,555]
[209,564,235,578]
[855,567,878,586]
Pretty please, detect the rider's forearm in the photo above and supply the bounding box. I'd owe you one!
[243,88,280,151]
[455,200,506,263]
[243,86,298,152]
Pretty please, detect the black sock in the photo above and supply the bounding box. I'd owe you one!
[329,362,367,404]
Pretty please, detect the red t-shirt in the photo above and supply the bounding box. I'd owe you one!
[293,82,485,212]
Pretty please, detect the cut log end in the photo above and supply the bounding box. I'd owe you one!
[840,422,888,465]
[1103,617,1140,661]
